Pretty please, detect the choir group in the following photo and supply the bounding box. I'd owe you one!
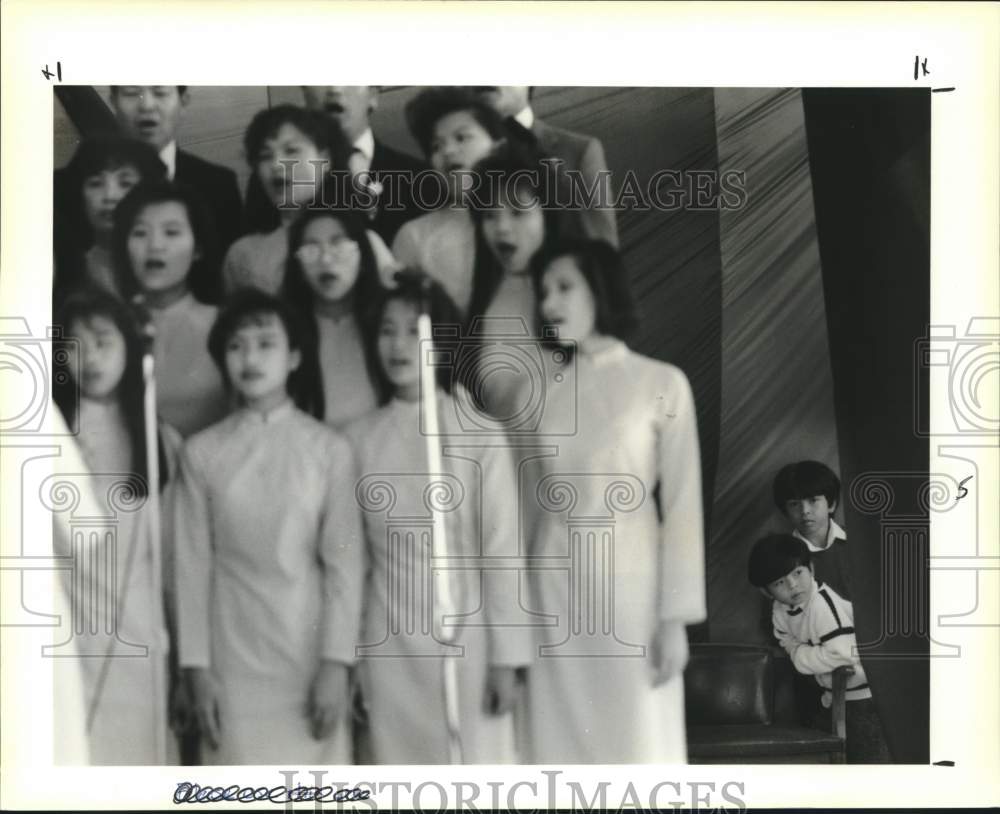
[51,85,707,765]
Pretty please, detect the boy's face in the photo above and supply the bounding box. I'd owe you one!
[766,562,815,608]
[301,86,376,143]
[784,495,835,541]
[112,86,187,151]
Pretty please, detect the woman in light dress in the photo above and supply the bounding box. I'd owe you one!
[523,239,706,763]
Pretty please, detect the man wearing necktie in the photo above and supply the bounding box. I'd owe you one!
[302,86,428,245]
[471,86,619,248]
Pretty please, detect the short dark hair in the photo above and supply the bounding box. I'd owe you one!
[530,238,639,342]
[747,533,813,589]
[207,288,320,418]
[364,269,465,404]
[405,87,508,158]
[110,180,218,304]
[772,460,842,513]
[62,136,166,184]
[243,104,342,166]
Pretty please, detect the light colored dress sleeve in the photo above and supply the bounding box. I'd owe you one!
[221,238,249,295]
[317,434,365,665]
[172,440,214,669]
[656,366,707,625]
[158,422,184,636]
[390,219,421,273]
[577,136,619,248]
[365,228,402,288]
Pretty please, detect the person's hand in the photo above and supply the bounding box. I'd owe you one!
[650,620,690,688]
[351,669,369,726]
[169,671,197,737]
[308,660,349,741]
[186,667,222,750]
[483,666,518,716]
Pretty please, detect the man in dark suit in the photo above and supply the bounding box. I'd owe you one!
[471,86,619,248]
[302,86,428,244]
[110,85,243,302]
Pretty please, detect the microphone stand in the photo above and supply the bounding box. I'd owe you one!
[133,296,168,765]
[416,278,464,765]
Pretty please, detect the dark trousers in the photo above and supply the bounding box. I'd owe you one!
[845,698,893,763]
[816,698,893,763]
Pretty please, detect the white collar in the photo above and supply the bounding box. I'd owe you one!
[159,140,178,181]
[579,337,627,366]
[795,518,847,552]
[239,398,296,425]
[514,105,535,130]
[353,128,375,162]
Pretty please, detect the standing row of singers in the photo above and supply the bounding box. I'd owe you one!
[51,86,705,765]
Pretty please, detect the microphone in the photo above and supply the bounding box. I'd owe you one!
[130,294,156,354]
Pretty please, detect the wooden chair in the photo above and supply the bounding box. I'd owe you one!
[684,642,852,763]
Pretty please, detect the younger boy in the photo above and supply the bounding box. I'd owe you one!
[773,460,852,599]
[748,533,891,763]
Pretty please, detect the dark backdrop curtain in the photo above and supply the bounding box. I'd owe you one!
[802,87,931,764]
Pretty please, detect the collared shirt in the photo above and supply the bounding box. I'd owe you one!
[159,140,178,181]
[794,518,847,552]
[514,105,535,130]
[236,397,295,426]
[772,580,871,707]
[350,128,376,173]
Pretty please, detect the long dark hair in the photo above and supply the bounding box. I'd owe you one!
[53,288,170,496]
[466,142,562,323]
[207,288,322,418]
[110,180,218,305]
[281,208,382,420]
[364,269,465,405]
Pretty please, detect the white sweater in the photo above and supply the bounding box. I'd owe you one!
[772,581,872,707]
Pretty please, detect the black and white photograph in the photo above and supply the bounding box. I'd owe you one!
[1,2,998,811]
